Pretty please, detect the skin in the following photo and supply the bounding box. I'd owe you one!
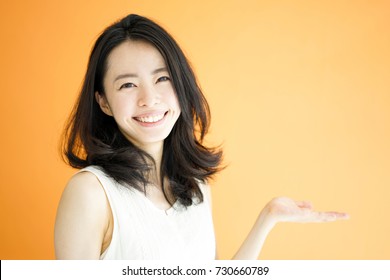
[54,40,349,260]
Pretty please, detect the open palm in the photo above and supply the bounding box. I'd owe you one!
[266,197,349,224]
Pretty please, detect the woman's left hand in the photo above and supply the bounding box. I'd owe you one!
[263,196,350,225]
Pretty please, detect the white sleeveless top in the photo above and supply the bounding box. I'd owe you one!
[80,166,216,260]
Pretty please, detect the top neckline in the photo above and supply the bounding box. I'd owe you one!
[131,188,180,216]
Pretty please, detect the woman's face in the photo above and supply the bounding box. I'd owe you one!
[96,40,181,150]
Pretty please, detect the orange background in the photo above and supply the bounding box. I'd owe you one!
[0,0,389,259]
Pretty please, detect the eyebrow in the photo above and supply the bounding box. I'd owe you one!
[113,67,168,82]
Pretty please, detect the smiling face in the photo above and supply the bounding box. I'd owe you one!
[95,40,181,152]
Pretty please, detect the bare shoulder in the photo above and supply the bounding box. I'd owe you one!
[64,171,106,199]
[55,170,110,259]
[58,170,110,223]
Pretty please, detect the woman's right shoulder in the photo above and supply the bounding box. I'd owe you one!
[55,169,111,259]
[58,169,110,218]
[63,169,106,201]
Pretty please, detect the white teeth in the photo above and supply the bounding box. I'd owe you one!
[136,113,165,123]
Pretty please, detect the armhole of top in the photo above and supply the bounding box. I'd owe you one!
[77,166,116,258]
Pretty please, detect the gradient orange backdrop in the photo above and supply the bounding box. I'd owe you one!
[0,0,389,259]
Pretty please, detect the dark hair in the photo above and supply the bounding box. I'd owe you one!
[62,14,223,206]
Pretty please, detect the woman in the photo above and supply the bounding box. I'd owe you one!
[54,14,348,260]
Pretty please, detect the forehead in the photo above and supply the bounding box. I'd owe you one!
[105,40,166,76]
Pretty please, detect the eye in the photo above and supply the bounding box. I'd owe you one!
[119,82,136,89]
[156,76,171,83]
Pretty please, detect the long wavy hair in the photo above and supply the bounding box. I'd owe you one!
[62,14,223,206]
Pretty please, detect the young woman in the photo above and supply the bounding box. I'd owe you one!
[54,14,349,260]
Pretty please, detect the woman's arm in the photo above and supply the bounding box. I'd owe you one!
[54,172,111,259]
[204,185,349,260]
[233,196,349,259]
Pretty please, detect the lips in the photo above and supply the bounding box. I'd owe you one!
[133,111,168,124]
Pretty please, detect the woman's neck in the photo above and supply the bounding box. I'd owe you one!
[138,141,164,188]
[137,141,175,205]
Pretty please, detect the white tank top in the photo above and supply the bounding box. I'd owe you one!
[80,166,216,260]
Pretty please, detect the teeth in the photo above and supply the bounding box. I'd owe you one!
[136,114,165,123]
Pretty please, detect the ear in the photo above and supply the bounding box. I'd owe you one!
[95,91,113,116]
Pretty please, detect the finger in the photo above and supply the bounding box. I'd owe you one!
[311,211,350,222]
[325,211,350,220]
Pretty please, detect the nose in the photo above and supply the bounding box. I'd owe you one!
[137,85,160,107]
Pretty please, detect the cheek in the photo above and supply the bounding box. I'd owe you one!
[108,96,137,120]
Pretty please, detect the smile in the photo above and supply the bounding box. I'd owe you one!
[133,111,168,124]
